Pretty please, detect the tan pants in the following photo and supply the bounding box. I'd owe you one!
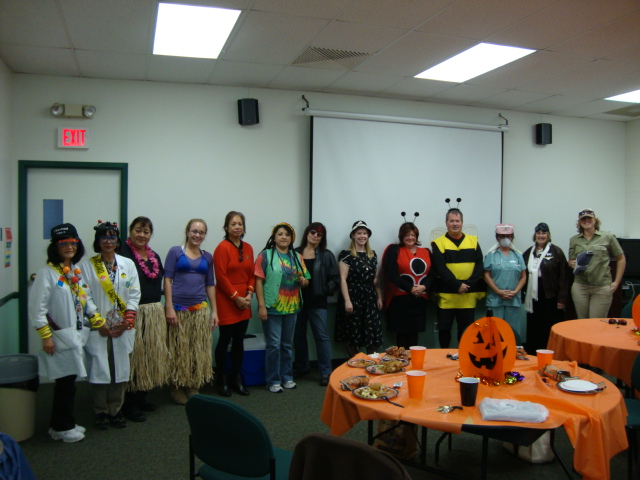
[571,283,612,319]
[92,336,127,416]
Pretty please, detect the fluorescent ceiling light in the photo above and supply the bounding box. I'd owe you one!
[153,3,241,59]
[606,89,640,103]
[415,43,535,83]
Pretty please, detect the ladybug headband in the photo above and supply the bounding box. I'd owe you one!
[401,211,420,224]
[94,220,120,236]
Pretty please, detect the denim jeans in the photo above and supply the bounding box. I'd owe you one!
[262,313,297,386]
[293,307,332,375]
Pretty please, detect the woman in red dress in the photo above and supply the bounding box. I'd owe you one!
[213,211,255,396]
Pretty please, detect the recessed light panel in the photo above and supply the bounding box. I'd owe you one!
[153,3,241,59]
[606,89,640,103]
[415,43,535,83]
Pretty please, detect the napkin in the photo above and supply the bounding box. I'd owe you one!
[478,398,549,423]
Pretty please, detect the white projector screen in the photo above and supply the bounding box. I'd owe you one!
[310,116,504,259]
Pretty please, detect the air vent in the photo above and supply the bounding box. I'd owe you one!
[604,104,640,118]
[292,47,370,69]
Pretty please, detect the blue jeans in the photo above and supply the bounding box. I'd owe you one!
[262,313,297,386]
[293,307,332,375]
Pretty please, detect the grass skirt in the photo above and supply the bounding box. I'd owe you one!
[167,308,214,389]
[128,302,169,391]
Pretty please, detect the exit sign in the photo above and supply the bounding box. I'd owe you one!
[57,128,89,149]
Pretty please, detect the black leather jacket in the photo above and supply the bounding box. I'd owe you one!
[522,243,571,305]
[295,247,339,305]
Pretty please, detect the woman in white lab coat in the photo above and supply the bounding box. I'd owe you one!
[29,223,108,443]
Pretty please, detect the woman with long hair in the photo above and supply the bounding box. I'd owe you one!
[255,223,310,393]
[30,223,108,442]
[81,221,140,430]
[293,222,339,386]
[119,216,167,420]
[213,211,255,396]
[335,220,383,357]
[164,218,218,404]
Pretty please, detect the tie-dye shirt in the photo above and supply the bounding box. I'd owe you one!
[255,249,309,315]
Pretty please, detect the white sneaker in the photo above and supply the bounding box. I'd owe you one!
[268,384,283,393]
[49,428,85,443]
[74,424,86,434]
[283,381,297,389]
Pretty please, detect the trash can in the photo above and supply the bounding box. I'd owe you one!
[0,355,39,442]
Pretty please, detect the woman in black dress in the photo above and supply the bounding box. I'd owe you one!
[336,221,383,357]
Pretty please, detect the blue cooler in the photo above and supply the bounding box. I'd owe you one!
[226,334,266,386]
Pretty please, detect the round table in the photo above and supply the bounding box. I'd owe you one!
[547,317,640,386]
[321,349,628,480]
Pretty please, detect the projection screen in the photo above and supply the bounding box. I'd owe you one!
[310,115,504,259]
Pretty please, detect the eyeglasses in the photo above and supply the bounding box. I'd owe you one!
[189,230,206,236]
[309,230,324,237]
[579,209,594,217]
[99,236,119,243]
[607,318,627,325]
[58,239,78,247]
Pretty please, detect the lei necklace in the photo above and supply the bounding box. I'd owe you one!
[126,238,160,279]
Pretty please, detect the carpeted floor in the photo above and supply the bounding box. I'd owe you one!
[15,370,629,480]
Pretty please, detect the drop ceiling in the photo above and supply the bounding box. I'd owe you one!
[1,0,640,120]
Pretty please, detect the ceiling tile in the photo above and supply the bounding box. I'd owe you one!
[211,60,284,87]
[146,55,215,83]
[325,70,406,93]
[380,77,455,98]
[250,0,349,18]
[337,0,453,30]
[75,50,147,80]
[0,0,69,48]
[268,65,346,90]
[551,11,640,58]
[311,21,406,53]
[223,11,329,64]
[473,89,551,109]
[59,0,155,54]
[416,0,554,40]
[516,94,596,114]
[0,45,78,76]
[430,83,506,102]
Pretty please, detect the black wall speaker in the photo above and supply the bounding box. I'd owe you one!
[535,123,552,145]
[237,98,259,126]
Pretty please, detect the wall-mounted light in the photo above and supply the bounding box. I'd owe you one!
[50,103,96,119]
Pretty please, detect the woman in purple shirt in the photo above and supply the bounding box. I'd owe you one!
[164,218,218,404]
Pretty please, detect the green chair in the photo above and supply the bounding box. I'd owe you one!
[186,394,292,480]
[624,353,640,480]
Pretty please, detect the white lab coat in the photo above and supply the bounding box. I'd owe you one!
[29,264,97,380]
[80,254,141,384]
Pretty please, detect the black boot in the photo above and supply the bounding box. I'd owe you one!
[231,373,250,396]
[216,373,231,397]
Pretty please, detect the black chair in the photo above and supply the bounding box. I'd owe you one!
[185,394,292,480]
[625,353,640,480]
[288,432,411,480]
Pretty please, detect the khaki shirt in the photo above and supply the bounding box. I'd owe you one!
[569,231,623,286]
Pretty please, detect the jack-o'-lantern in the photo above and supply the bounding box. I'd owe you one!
[633,294,640,329]
[458,316,516,383]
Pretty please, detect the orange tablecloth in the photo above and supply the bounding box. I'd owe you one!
[548,318,640,386]
[321,349,628,480]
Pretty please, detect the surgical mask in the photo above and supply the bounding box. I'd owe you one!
[499,238,512,248]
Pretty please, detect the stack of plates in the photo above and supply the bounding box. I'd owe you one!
[557,379,604,394]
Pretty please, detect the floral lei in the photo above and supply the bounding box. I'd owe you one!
[126,238,160,279]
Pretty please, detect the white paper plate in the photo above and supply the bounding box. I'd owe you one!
[558,379,599,393]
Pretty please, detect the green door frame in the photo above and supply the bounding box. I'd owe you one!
[17,160,128,353]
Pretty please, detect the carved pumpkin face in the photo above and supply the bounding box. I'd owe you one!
[633,294,640,329]
[458,316,516,382]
